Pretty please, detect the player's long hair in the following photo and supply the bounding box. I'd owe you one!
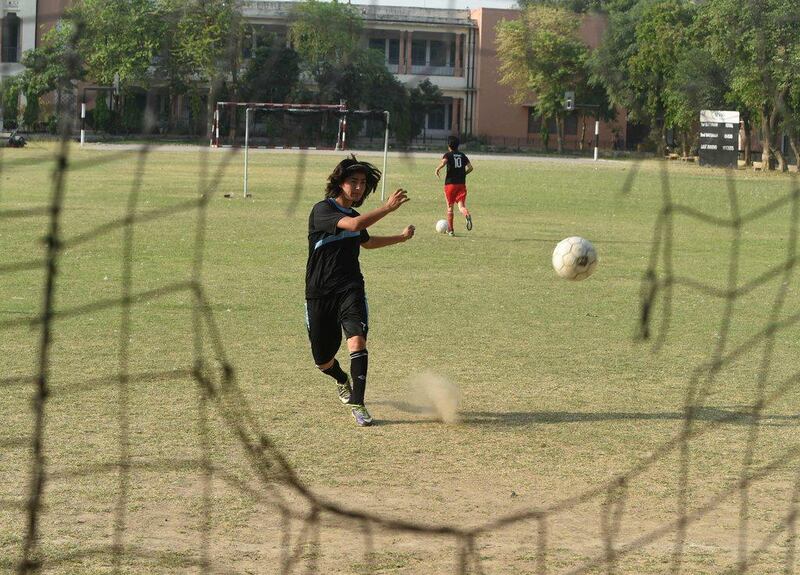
[325,155,381,208]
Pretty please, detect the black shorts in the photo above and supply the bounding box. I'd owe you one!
[305,288,369,365]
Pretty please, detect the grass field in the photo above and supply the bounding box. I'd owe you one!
[2,142,800,574]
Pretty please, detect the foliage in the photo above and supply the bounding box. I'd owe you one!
[590,0,696,152]
[169,0,242,87]
[240,39,300,103]
[70,0,166,88]
[2,80,20,129]
[408,79,443,141]
[496,4,588,151]
[702,0,800,168]
[289,0,362,88]
[22,92,40,129]
[93,93,113,132]
[16,23,81,98]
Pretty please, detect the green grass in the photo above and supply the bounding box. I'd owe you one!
[2,143,800,574]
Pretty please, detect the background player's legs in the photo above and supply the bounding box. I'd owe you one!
[446,203,455,234]
[457,196,472,231]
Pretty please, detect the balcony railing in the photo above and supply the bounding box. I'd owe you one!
[409,65,455,77]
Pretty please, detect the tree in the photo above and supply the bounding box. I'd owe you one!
[240,37,300,103]
[496,4,588,152]
[16,24,80,98]
[589,0,698,155]
[1,80,20,129]
[703,0,800,170]
[408,79,443,143]
[167,0,243,134]
[70,0,167,88]
[289,0,363,103]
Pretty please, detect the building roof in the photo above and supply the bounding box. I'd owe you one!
[243,1,477,27]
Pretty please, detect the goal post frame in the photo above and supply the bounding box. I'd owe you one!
[219,102,390,200]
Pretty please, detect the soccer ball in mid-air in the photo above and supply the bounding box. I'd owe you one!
[552,236,598,281]
[435,219,449,234]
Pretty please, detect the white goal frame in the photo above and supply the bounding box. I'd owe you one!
[211,102,390,199]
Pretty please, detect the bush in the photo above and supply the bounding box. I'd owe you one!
[22,92,40,130]
[2,82,19,129]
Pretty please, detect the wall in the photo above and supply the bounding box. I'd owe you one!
[469,8,625,149]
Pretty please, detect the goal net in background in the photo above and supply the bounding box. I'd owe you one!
[213,103,390,199]
[211,103,347,150]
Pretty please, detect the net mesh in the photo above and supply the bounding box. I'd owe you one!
[3,3,800,575]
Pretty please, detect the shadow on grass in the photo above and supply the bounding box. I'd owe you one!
[372,401,800,427]
[459,406,800,428]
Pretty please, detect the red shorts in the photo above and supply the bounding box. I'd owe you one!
[444,184,467,205]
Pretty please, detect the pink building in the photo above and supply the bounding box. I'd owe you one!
[470,8,625,149]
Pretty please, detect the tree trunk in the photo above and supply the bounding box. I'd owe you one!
[556,115,564,153]
[742,116,752,166]
[760,108,772,169]
[579,115,586,151]
[775,147,786,172]
[790,136,800,167]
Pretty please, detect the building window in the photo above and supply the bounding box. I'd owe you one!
[449,40,457,67]
[527,108,537,134]
[411,39,427,66]
[369,38,384,54]
[528,109,577,135]
[2,13,20,63]
[427,102,451,131]
[388,39,399,65]
[370,37,399,68]
[429,40,447,67]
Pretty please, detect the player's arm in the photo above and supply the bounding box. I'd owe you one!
[465,162,474,175]
[362,225,415,249]
[435,158,447,178]
[336,189,409,232]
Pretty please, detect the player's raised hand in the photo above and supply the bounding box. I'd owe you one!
[384,188,409,211]
[402,225,415,241]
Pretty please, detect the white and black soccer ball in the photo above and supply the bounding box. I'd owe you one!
[552,236,598,281]
[435,219,449,234]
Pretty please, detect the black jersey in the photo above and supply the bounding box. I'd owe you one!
[443,151,470,185]
[305,198,370,298]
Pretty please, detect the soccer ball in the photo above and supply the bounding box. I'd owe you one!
[552,236,598,281]
[435,219,449,234]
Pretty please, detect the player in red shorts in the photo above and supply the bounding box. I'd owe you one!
[435,135,473,236]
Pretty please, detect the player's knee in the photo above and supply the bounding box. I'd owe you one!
[447,207,454,215]
[316,358,335,370]
[347,335,366,352]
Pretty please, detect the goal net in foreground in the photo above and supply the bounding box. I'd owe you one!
[212,102,390,199]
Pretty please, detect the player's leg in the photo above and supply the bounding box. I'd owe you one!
[456,187,472,230]
[340,288,373,426]
[306,298,351,403]
[444,186,456,235]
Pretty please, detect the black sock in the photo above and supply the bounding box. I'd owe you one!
[349,349,368,405]
[321,359,348,384]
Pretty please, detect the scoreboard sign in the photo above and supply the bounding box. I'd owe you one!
[699,110,739,167]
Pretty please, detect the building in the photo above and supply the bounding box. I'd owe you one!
[4,0,625,149]
[244,1,624,149]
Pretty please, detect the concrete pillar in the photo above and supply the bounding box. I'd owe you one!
[451,98,462,135]
[399,31,406,74]
[455,34,463,77]
[405,31,413,74]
